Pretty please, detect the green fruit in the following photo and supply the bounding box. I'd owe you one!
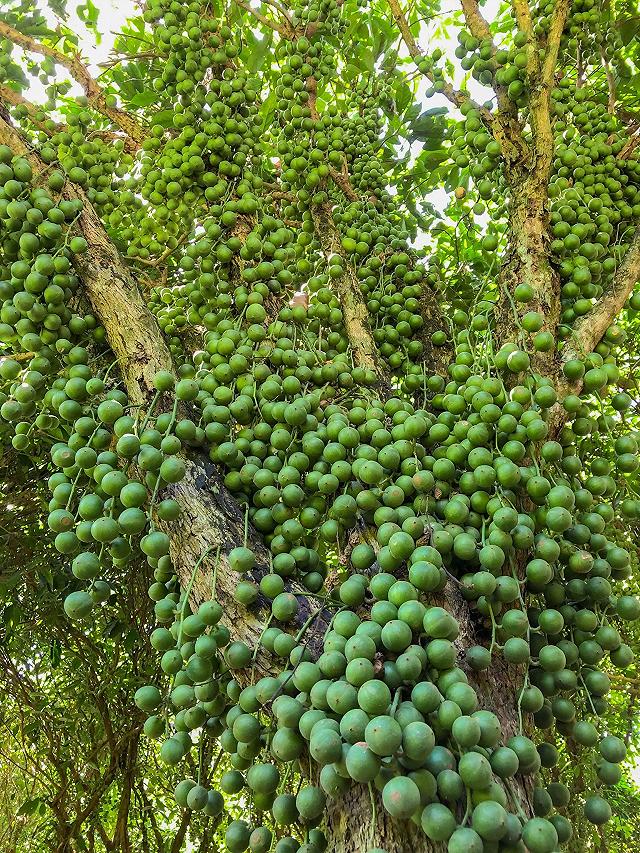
[134,685,162,712]
[295,786,326,821]
[421,803,456,841]
[226,820,251,853]
[64,590,93,620]
[403,720,435,759]
[358,679,391,714]
[471,800,508,840]
[522,818,558,853]
[458,751,492,789]
[365,715,402,756]
[447,828,483,853]
[382,776,420,819]
[599,735,626,763]
[584,795,612,825]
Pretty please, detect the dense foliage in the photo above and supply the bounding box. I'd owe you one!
[1,0,640,851]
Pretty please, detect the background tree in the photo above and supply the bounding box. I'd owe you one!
[0,0,640,851]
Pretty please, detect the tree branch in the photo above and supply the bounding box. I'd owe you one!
[0,116,168,404]
[137,780,165,853]
[311,201,388,379]
[460,0,517,116]
[328,165,360,202]
[460,0,494,41]
[510,0,542,78]
[169,809,192,853]
[386,0,489,116]
[0,85,64,135]
[541,0,572,86]
[567,225,640,358]
[233,0,292,35]
[600,47,616,113]
[0,20,145,146]
[387,0,529,162]
[0,85,139,154]
[0,114,334,689]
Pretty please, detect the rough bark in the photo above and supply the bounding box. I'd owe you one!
[0,64,582,846]
[0,116,170,406]
[68,194,174,406]
[326,784,432,853]
[167,460,332,676]
[323,572,532,853]
[496,162,562,378]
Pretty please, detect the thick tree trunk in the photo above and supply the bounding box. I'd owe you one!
[167,459,331,671]
[326,783,434,853]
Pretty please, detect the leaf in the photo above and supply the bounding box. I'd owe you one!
[421,148,449,166]
[150,109,176,129]
[409,107,448,146]
[18,798,43,817]
[243,29,273,73]
[0,571,21,594]
[371,14,394,58]
[77,0,100,39]
[50,638,61,669]
[128,91,158,108]
[618,17,639,46]
[395,83,412,113]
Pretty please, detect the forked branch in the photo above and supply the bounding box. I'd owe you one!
[0,85,64,135]
[387,0,529,162]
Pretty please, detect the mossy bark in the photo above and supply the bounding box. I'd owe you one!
[311,202,388,381]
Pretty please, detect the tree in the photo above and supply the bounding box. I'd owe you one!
[0,0,640,850]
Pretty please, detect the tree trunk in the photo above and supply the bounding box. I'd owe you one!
[497,165,561,377]
[1,112,549,853]
[326,783,435,853]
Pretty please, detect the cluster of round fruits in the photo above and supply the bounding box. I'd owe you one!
[2,0,640,850]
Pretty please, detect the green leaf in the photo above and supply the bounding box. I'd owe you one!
[409,107,448,145]
[128,91,158,107]
[77,0,100,30]
[18,798,43,817]
[150,109,176,129]
[618,17,639,46]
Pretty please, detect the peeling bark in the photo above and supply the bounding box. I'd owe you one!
[68,195,174,406]
[167,459,332,676]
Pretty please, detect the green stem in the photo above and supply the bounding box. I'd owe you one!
[177,546,218,648]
